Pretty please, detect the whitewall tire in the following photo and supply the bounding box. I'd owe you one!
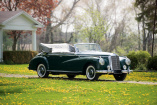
[37,64,49,78]
[86,65,99,81]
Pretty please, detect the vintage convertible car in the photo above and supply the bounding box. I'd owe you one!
[28,43,132,81]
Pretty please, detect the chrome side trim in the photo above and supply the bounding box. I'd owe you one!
[47,70,82,73]
[96,70,113,73]
[96,70,133,74]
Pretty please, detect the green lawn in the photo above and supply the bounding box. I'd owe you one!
[0,77,157,105]
[0,64,36,75]
[0,64,157,104]
[0,64,157,81]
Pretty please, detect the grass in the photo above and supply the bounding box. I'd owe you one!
[0,64,157,81]
[0,64,36,75]
[0,64,157,104]
[0,77,157,105]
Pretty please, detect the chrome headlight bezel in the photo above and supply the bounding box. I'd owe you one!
[99,57,105,65]
[125,58,131,65]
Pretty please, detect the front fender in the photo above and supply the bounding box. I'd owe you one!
[119,57,130,70]
[29,56,49,70]
[81,57,100,69]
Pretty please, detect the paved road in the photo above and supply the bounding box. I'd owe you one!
[0,73,157,85]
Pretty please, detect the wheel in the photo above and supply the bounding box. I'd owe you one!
[67,74,76,79]
[37,64,49,78]
[113,73,127,81]
[86,65,99,81]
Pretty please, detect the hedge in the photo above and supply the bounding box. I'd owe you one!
[127,50,151,70]
[147,56,157,70]
[127,51,138,69]
[3,51,38,64]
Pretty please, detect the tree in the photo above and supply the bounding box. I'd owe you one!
[0,0,59,50]
[74,0,108,44]
[135,0,157,56]
[75,9,108,44]
[45,0,80,43]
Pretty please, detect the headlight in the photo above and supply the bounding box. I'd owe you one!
[99,57,105,65]
[125,58,131,65]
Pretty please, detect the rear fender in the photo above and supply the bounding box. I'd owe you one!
[29,56,49,70]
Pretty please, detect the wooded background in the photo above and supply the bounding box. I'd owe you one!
[0,0,157,57]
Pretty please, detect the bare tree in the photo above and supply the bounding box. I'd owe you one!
[45,0,80,43]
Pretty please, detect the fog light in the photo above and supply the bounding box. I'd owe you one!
[107,65,110,70]
[123,65,127,70]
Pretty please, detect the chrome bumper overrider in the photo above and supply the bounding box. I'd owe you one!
[96,70,133,74]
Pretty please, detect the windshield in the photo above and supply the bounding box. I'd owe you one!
[74,43,102,52]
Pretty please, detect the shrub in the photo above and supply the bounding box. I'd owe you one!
[127,50,151,70]
[147,56,157,70]
[136,50,151,65]
[135,64,147,71]
[3,51,37,64]
[127,51,138,69]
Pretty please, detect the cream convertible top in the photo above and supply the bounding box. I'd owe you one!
[39,43,75,53]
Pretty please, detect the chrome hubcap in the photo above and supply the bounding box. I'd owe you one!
[37,64,46,77]
[86,66,95,80]
[39,66,45,75]
[88,68,94,78]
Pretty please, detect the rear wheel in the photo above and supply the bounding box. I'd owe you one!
[86,65,99,81]
[37,64,49,78]
[113,73,127,81]
[67,75,76,79]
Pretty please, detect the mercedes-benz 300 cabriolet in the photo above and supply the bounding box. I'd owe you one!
[28,43,132,81]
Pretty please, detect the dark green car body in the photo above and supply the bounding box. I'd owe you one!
[28,43,132,81]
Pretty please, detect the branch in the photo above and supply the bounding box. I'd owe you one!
[51,0,80,30]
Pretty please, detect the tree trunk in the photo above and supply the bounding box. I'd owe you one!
[66,33,73,43]
[138,21,141,50]
[12,35,17,51]
[51,32,54,44]
[142,3,146,51]
[152,0,157,57]
[109,28,118,52]
[147,32,152,54]
[134,6,141,50]
[45,17,51,43]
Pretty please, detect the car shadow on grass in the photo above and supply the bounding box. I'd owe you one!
[28,76,116,82]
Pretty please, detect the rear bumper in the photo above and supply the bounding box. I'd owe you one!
[96,69,133,74]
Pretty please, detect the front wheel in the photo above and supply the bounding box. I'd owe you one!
[113,73,127,81]
[37,64,49,78]
[86,65,99,81]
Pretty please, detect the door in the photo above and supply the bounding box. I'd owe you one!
[46,53,80,71]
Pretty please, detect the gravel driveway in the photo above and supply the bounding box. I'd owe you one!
[0,73,157,85]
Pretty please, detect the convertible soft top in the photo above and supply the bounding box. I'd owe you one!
[39,43,75,53]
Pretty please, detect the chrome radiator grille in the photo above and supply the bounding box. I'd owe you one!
[111,56,121,70]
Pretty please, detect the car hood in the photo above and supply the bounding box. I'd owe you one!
[76,51,117,56]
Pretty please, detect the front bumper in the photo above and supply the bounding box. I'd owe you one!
[96,69,133,74]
